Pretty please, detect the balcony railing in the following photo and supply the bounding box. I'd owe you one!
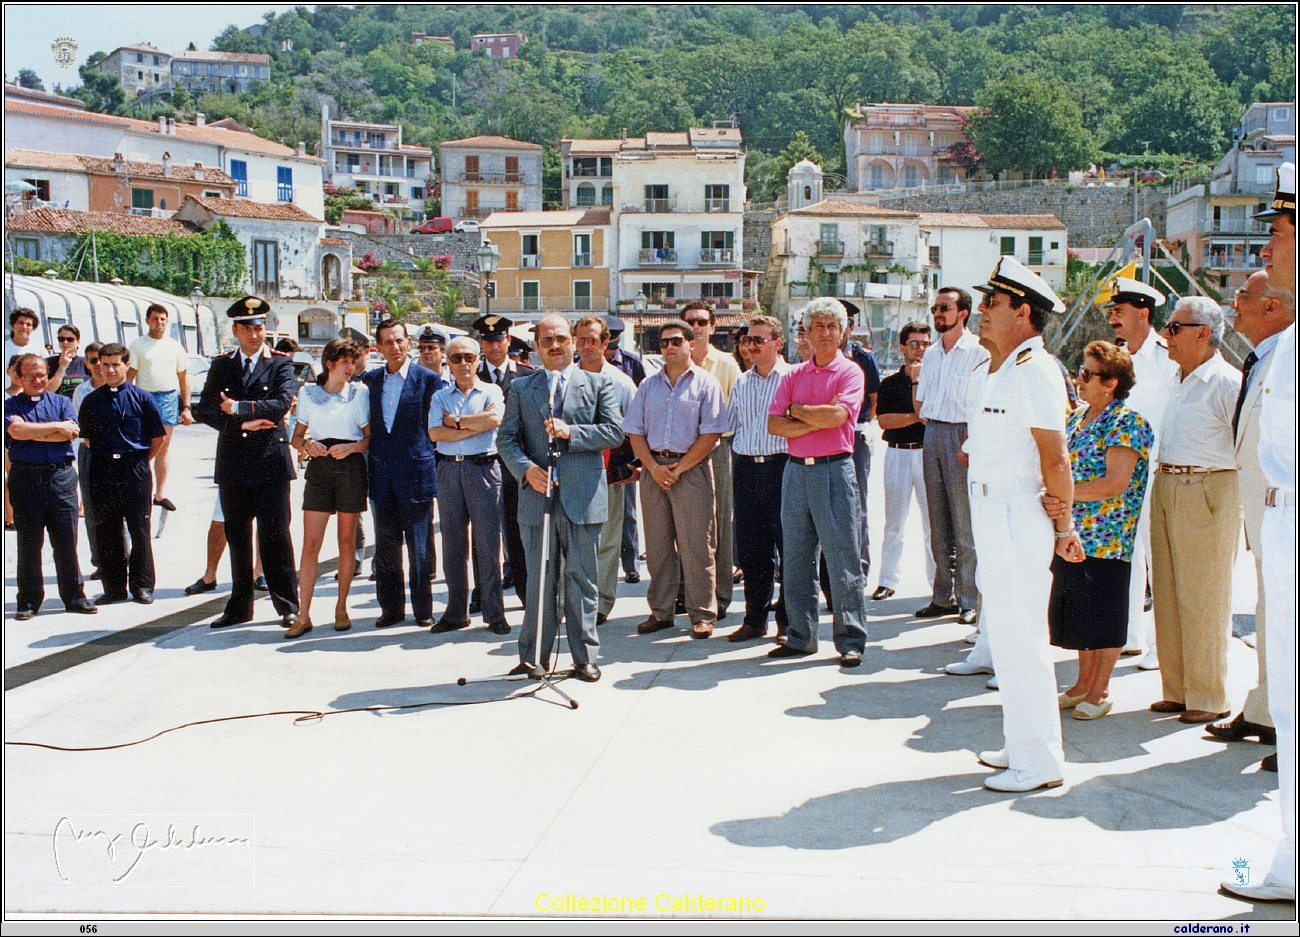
[645,196,676,213]
[484,295,610,314]
[1205,252,1265,271]
[704,198,730,213]
[571,166,601,177]
[1198,219,1269,235]
[573,252,592,267]
[698,248,735,265]
[864,240,893,258]
[816,240,845,257]
[333,138,401,151]
[129,207,175,218]
[460,207,486,218]
[1027,251,1044,266]
[460,172,529,185]
[277,185,294,202]
[638,249,678,265]
[520,255,540,268]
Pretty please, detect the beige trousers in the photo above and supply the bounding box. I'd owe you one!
[1150,470,1240,713]
[641,454,716,624]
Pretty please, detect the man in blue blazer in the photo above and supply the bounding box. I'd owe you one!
[498,314,624,681]
[362,318,443,627]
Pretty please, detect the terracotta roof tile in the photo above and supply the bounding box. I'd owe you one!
[181,195,322,222]
[5,149,86,172]
[789,199,918,218]
[440,135,543,150]
[978,213,1067,229]
[5,207,199,236]
[3,83,86,110]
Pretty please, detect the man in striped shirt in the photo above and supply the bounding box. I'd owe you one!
[914,287,989,629]
[726,315,791,643]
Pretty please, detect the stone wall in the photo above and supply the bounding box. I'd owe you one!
[878,185,1169,247]
[743,208,775,272]
[327,230,485,272]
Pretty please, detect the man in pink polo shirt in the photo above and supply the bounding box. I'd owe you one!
[767,298,868,666]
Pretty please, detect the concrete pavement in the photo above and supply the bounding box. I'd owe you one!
[4,425,1292,920]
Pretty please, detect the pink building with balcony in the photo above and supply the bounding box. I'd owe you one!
[844,103,975,192]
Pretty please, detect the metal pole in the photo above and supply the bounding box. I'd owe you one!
[91,229,99,283]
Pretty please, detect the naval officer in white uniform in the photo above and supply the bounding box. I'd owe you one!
[965,257,1082,792]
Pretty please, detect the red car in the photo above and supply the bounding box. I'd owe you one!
[412,217,454,234]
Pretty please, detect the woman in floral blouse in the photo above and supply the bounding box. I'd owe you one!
[1044,341,1154,720]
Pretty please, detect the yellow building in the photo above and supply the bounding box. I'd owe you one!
[478,209,611,318]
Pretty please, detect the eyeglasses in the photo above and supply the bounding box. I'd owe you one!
[931,303,959,313]
[1163,320,1207,336]
[904,340,931,350]
[58,335,77,343]
[537,336,571,348]
[85,358,99,366]
[418,343,443,351]
[661,336,688,347]
[448,353,477,364]
[685,318,710,327]
[1077,366,1098,383]
[740,336,772,346]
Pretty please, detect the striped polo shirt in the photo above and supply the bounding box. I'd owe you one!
[728,360,790,456]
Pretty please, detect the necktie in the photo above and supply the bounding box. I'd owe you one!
[1232,351,1257,441]
[241,356,253,388]
[551,374,566,418]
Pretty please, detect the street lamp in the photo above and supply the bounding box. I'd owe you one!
[633,292,647,352]
[475,241,500,317]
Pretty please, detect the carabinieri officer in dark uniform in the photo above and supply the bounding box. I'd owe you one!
[197,297,300,629]
[78,342,166,604]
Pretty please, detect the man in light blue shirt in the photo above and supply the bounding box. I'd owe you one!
[429,336,507,633]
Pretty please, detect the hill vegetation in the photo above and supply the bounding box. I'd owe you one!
[56,5,1296,201]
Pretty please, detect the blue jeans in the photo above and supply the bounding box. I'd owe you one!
[781,457,868,654]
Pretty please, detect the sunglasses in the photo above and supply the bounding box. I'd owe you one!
[85,358,99,365]
[740,336,772,346]
[1077,366,1098,383]
[661,335,688,347]
[447,353,477,364]
[685,318,710,327]
[1163,321,1207,336]
[58,335,77,343]
[904,340,931,350]
[537,336,571,348]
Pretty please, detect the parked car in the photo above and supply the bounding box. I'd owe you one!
[188,354,211,406]
[1138,169,1168,183]
[453,219,480,235]
[292,351,320,391]
[412,217,454,234]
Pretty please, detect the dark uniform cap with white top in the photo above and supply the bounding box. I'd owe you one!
[1254,161,1295,221]
[973,256,1066,314]
[226,295,272,324]
[1105,277,1165,311]
[604,315,626,336]
[472,314,512,340]
[416,325,448,346]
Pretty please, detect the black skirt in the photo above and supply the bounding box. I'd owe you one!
[1048,555,1131,651]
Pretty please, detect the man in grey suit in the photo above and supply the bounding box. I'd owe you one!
[498,314,624,682]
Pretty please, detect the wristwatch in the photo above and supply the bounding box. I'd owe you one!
[785,402,796,419]
[454,414,462,430]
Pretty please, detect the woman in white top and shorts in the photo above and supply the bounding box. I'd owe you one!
[286,339,370,637]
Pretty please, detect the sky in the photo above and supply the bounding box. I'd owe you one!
[4,4,298,90]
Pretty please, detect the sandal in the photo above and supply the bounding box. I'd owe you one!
[1058,690,1088,709]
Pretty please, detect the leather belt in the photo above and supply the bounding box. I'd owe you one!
[1265,488,1296,508]
[791,452,851,466]
[736,453,787,464]
[652,449,685,460]
[888,442,924,450]
[445,453,497,464]
[1158,464,1233,475]
[108,451,148,460]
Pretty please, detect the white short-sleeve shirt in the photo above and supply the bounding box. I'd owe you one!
[295,381,370,441]
[967,336,1068,488]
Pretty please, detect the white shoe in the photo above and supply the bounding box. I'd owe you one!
[945,659,994,676]
[983,769,1063,792]
[1220,878,1296,902]
[964,630,979,644]
[978,749,1008,769]
[986,675,999,690]
[1136,651,1160,671]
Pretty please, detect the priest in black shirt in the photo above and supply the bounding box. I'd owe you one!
[872,321,936,600]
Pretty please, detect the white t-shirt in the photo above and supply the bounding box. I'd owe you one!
[128,335,188,393]
[295,381,370,442]
[4,337,38,371]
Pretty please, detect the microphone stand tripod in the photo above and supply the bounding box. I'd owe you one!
[458,382,579,709]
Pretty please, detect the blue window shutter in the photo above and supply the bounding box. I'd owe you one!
[230,160,248,197]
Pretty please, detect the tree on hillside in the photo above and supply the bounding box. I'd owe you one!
[967,72,1095,177]
[17,69,44,91]
[1113,54,1238,161]
[67,53,124,114]
[752,131,826,202]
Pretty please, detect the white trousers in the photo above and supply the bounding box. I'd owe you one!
[971,492,1064,779]
[1124,480,1156,654]
[1261,501,1295,889]
[879,446,934,590]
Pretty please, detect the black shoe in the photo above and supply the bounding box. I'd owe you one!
[132,590,155,605]
[675,598,687,615]
[15,607,36,621]
[89,570,101,580]
[374,613,405,629]
[95,592,129,606]
[1205,713,1278,746]
[432,618,469,633]
[596,612,607,626]
[489,621,511,635]
[728,623,768,642]
[717,607,729,622]
[767,644,813,659]
[67,601,98,615]
[210,614,251,629]
[254,576,269,592]
[501,574,515,591]
[914,603,960,619]
[841,650,863,667]
[871,586,895,600]
[185,577,217,596]
[625,571,640,584]
[957,608,978,625]
[508,662,536,677]
[153,497,177,512]
[414,618,436,629]
[469,594,482,615]
[280,612,299,628]
[1261,752,1278,772]
[368,571,377,581]
[573,663,601,683]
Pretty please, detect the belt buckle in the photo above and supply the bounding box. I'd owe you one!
[1266,488,1278,507]
[801,457,815,466]
[969,481,988,498]
[111,453,122,460]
